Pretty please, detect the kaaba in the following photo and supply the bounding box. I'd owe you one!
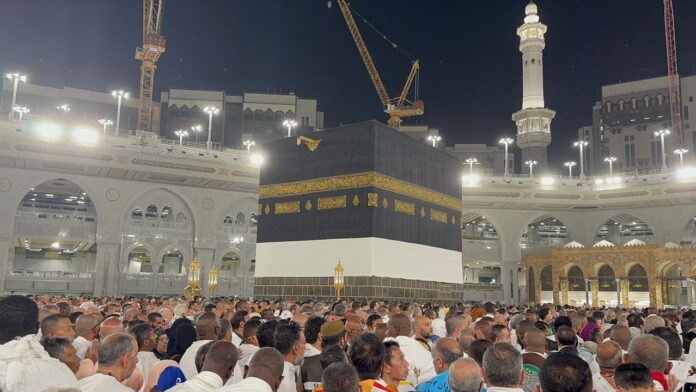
[254,120,464,302]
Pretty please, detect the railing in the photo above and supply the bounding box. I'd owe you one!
[9,270,94,279]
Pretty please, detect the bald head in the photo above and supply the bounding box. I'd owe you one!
[474,320,492,341]
[432,337,463,373]
[247,347,284,389]
[596,341,623,369]
[523,328,547,353]
[292,313,309,328]
[644,315,666,334]
[610,325,631,351]
[75,314,99,337]
[448,357,483,392]
[100,316,124,338]
[196,312,221,340]
[123,308,140,322]
[202,341,239,383]
[387,313,412,337]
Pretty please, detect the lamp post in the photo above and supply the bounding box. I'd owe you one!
[465,158,478,174]
[427,135,442,148]
[654,129,671,171]
[204,106,219,151]
[175,130,189,145]
[190,125,203,142]
[208,267,219,297]
[333,260,345,301]
[5,72,26,120]
[499,137,514,177]
[563,161,576,178]
[98,119,113,136]
[243,139,256,151]
[111,90,129,137]
[675,148,688,167]
[573,140,589,178]
[604,156,617,175]
[184,256,202,300]
[283,119,298,138]
[12,106,29,122]
[525,160,537,178]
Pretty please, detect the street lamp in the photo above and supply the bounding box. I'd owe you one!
[563,161,577,178]
[465,158,478,174]
[333,260,345,301]
[525,160,537,178]
[675,148,689,167]
[5,72,26,120]
[98,119,113,135]
[111,90,129,137]
[427,135,442,148]
[203,106,219,151]
[654,129,671,171]
[174,130,189,146]
[208,267,219,297]
[604,156,617,175]
[190,125,203,142]
[184,256,202,300]
[12,105,29,122]
[243,139,256,151]
[283,119,298,138]
[56,104,70,113]
[499,137,514,177]
[573,140,589,178]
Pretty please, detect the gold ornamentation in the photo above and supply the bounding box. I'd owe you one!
[274,201,300,214]
[394,199,415,215]
[382,197,389,208]
[296,136,322,152]
[420,207,425,217]
[305,200,313,211]
[352,195,360,206]
[264,204,270,214]
[451,216,456,224]
[259,171,461,211]
[318,196,347,210]
[258,204,263,215]
[368,193,378,207]
[430,209,448,224]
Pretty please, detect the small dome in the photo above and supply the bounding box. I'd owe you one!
[525,2,538,16]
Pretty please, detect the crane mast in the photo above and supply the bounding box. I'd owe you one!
[664,0,683,147]
[334,0,423,129]
[135,0,166,132]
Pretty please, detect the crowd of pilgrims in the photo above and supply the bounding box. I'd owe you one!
[2,297,696,392]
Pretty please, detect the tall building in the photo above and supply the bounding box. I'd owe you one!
[512,1,555,173]
[577,126,598,175]
[159,89,324,149]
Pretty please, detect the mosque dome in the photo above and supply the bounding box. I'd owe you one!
[525,2,538,16]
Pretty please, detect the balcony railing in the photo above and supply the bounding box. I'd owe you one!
[9,270,94,279]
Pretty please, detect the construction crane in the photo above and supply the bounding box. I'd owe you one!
[135,0,166,132]
[331,0,424,129]
[663,0,683,147]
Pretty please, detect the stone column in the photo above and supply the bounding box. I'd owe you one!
[687,279,694,307]
[650,278,661,308]
[95,242,121,296]
[0,237,11,293]
[615,277,621,307]
[591,277,599,307]
[196,247,215,298]
[584,278,590,305]
[561,279,569,305]
[621,277,630,308]
[501,262,519,304]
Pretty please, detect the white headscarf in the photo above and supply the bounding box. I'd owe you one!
[686,339,696,366]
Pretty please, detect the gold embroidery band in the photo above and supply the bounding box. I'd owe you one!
[274,201,300,214]
[318,195,347,210]
[394,199,415,215]
[430,208,448,223]
[259,172,461,211]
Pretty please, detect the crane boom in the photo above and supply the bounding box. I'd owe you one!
[135,0,166,132]
[395,60,419,109]
[664,0,683,146]
[335,0,391,107]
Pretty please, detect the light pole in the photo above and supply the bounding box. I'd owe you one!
[190,125,203,142]
[111,90,129,137]
[655,129,671,171]
[98,119,113,135]
[427,135,442,148]
[604,156,617,175]
[243,139,256,152]
[525,160,537,178]
[675,148,689,167]
[12,106,29,122]
[5,72,26,120]
[563,161,576,178]
[283,119,297,138]
[465,158,478,174]
[573,140,589,178]
[499,137,514,177]
[174,130,189,146]
[204,106,219,151]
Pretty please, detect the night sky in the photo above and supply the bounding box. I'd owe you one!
[3,1,696,167]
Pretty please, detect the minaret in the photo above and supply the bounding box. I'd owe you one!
[512,1,555,173]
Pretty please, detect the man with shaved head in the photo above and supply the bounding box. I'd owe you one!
[73,314,99,360]
[446,315,468,341]
[179,311,221,380]
[344,316,363,348]
[448,357,483,392]
[522,328,547,365]
[100,316,125,339]
[416,338,463,392]
[169,340,238,391]
[595,341,623,392]
[610,325,632,352]
[385,312,436,385]
[219,347,285,391]
[414,316,434,350]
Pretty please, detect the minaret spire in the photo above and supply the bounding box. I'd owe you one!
[512,1,555,173]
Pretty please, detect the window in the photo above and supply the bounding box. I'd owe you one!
[657,94,665,105]
[531,59,535,64]
[630,135,634,141]
[690,96,694,103]
[618,100,625,111]
[644,96,651,107]
[631,98,638,109]
[605,101,612,113]
[685,106,690,121]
